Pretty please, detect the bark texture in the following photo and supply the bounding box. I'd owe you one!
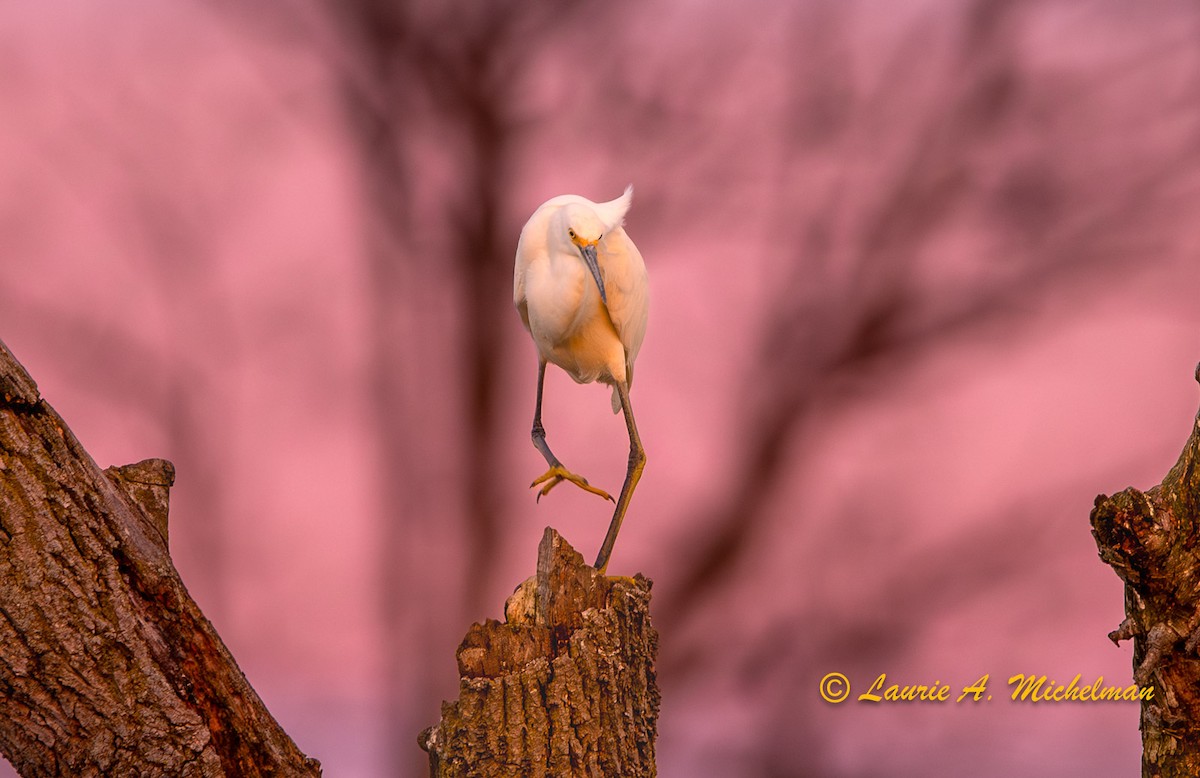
[0,339,320,777]
[1092,362,1200,778]
[421,528,659,777]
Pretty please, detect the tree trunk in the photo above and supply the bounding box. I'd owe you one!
[0,339,320,777]
[1092,362,1200,778]
[420,528,659,777]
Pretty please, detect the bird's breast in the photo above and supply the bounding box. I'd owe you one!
[525,255,625,386]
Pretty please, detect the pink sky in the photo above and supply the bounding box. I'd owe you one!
[2,1,1199,776]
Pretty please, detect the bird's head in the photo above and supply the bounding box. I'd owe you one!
[558,204,608,305]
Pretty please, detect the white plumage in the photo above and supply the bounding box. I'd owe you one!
[515,185,648,409]
[513,185,649,572]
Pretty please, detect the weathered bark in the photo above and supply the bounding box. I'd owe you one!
[0,339,320,777]
[420,528,658,777]
[1092,362,1200,778]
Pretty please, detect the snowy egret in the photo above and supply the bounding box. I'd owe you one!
[513,186,648,573]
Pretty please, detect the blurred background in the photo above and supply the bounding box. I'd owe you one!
[2,0,1200,775]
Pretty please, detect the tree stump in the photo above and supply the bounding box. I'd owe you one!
[420,528,659,777]
[0,339,320,776]
[1092,362,1200,777]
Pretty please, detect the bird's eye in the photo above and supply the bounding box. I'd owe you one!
[568,228,576,239]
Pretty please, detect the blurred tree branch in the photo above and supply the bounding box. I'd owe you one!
[219,2,632,773]
[659,0,1200,637]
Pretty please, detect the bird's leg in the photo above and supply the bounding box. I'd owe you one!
[529,360,614,503]
[593,379,646,574]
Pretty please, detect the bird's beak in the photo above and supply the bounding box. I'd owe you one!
[581,243,607,306]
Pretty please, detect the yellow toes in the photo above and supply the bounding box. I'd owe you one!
[529,466,613,503]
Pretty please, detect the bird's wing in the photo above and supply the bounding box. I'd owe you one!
[515,294,531,333]
[598,226,649,389]
[514,205,549,333]
[514,259,532,333]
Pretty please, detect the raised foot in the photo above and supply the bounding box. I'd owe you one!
[530,465,614,503]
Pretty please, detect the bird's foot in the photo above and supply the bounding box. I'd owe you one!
[530,466,614,503]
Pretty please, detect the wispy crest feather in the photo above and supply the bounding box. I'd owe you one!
[593,185,634,232]
[539,185,633,234]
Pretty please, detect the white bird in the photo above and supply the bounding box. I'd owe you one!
[513,186,649,572]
